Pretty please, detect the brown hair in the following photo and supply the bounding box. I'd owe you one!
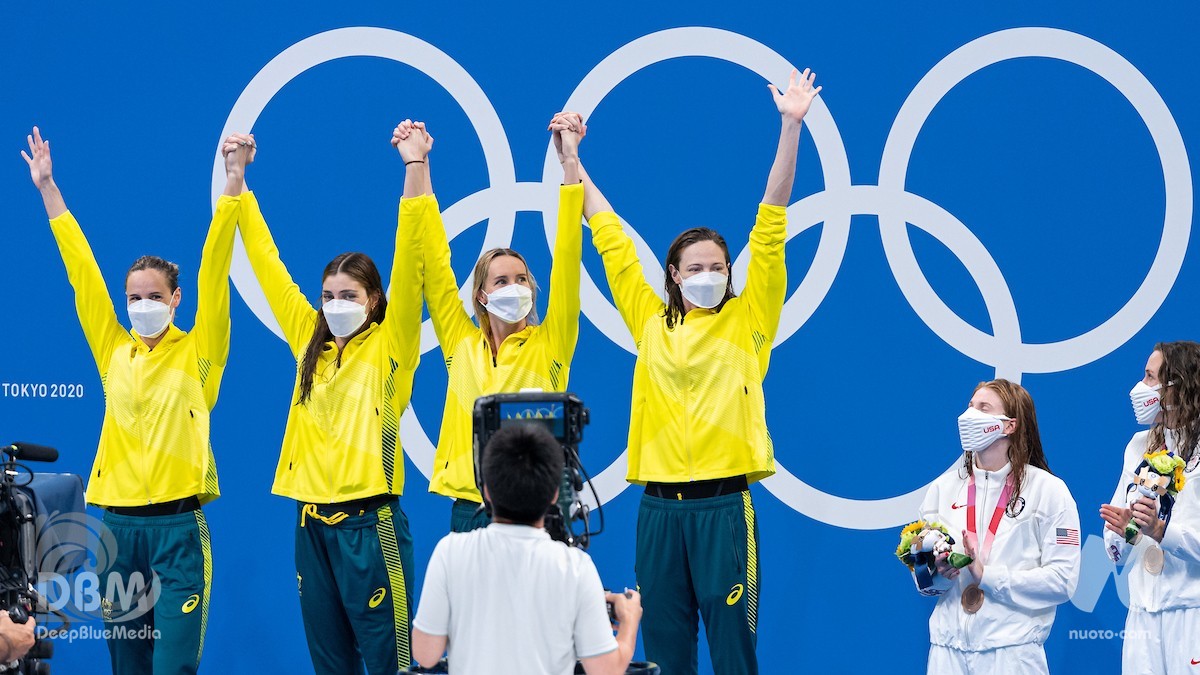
[126,255,180,291]
[297,253,387,405]
[1149,340,1200,462]
[470,248,539,339]
[961,379,1052,511]
[663,228,735,329]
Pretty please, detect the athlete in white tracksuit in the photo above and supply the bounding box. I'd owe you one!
[1101,341,1200,675]
[1104,432,1200,674]
[920,380,1081,675]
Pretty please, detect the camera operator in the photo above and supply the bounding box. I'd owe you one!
[411,423,642,675]
[0,612,35,663]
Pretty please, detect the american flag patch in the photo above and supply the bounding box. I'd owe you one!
[1056,528,1080,546]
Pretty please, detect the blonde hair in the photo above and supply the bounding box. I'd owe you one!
[471,248,539,337]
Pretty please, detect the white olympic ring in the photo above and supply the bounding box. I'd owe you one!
[877,27,1192,376]
[213,27,1190,530]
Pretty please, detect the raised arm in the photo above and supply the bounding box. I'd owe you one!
[542,113,586,364]
[396,121,476,356]
[190,136,253,407]
[382,120,431,371]
[23,127,66,219]
[236,149,317,357]
[740,70,822,374]
[762,68,820,206]
[576,125,664,343]
[24,127,128,375]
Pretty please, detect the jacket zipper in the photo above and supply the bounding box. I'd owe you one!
[324,346,339,504]
[682,321,693,480]
[132,347,152,504]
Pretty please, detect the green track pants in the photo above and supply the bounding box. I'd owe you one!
[100,508,212,675]
[635,490,761,675]
[295,497,414,675]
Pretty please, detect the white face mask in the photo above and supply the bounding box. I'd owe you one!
[957,407,1011,454]
[1129,381,1163,426]
[127,299,173,338]
[323,299,369,338]
[484,284,533,325]
[679,271,728,309]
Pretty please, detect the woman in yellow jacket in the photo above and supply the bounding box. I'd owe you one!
[578,70,821,675]
[236,125,429,675]
[23,127,246,675]
[409,118,584,532]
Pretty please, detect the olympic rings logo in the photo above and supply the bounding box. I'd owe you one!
[211,26,1190,530]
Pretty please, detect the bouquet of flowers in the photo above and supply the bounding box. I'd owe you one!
[1125,449,1187,542]
[896,520,973,596]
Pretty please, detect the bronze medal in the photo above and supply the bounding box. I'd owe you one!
[961,583,985,614]
[1143,546,1164,575]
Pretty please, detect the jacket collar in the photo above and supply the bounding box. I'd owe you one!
[131,323,185,354]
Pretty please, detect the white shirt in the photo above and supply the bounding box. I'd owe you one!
[919,461,1081,651]
[1103,430,1200,612]
[413,523,618,675]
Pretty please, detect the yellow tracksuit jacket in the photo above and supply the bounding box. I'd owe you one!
[589,203,787,484]
[238,192,425,504]
[425,184,583,501]
[49,196,240,507]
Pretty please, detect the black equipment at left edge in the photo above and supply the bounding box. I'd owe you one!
[1,444,58,464]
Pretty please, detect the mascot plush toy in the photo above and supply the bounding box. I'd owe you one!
[1125,449,1187,543]
[897,521,973,596]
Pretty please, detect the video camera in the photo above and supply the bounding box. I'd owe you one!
[0,442,85,675]
[472,391,603,548]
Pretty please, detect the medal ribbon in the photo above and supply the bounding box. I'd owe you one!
[967,471,1014,564]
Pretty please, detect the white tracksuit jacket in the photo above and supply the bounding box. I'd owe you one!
[1104,431,1200,675]
[919,461,1081,652]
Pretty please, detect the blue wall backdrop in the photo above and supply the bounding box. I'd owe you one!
[2,3,1197,673]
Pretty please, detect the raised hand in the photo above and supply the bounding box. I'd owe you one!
[551,112,584,156]
[548,112,586,164]
[21,126,54,190]
[222,133,256,177]
[392,119,433,163]
[769,68,822,125]
[22,126,67,217]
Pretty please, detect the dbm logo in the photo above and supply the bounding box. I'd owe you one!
[32,511,163,623]
[41,570,163,623]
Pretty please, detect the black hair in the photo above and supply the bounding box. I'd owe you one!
[482,423,564,525]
